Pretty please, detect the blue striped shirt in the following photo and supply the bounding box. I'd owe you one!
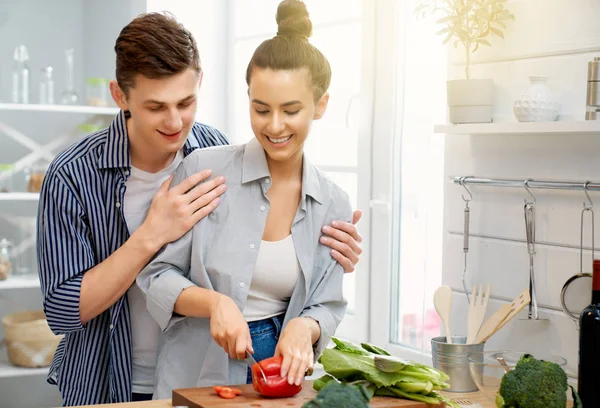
[36,110,229,406]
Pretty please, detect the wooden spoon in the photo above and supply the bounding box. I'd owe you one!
[434,285,453,344]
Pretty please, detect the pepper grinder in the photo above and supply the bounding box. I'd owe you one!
[586,57,600,120]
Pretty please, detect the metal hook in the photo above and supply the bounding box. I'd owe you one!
[459,176,473,203]
[524,179,536,205]
[583,181,594,210]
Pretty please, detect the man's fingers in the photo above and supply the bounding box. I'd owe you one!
[188,182,227,210]
[321,227,361,256]
[171,169,212,195]
[330,249,355,273]
[190,197,222,224]
[184,176,226,205]
[352,209,363,226]
[158,174,175,193]
[331,220,363,244]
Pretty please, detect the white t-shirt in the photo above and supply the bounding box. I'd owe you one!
[243,235,301,322]
[124,150,183,394]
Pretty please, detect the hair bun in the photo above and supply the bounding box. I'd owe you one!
[276,0,312,39]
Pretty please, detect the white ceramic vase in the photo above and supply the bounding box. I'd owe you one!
[513,76,559,122]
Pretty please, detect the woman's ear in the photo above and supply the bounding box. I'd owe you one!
[314,92,330,120]
[109,80,128,111]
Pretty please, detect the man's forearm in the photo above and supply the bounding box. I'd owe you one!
[79,225,160,324]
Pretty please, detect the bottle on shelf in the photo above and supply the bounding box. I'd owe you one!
[39,66,55,105]
[578,258,600,406]
[11,45,30,104]
[60,48,79,105]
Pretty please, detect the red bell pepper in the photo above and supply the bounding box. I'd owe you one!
[251,355,302,398]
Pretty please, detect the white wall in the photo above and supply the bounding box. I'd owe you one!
[442,0,600,378]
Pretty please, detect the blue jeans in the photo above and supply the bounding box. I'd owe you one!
[246,314,285,384]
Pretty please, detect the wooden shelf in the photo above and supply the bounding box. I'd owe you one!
[0,103,119,116]
[434,120,600,136]
[0,275,40,290]
[0,193,39,201]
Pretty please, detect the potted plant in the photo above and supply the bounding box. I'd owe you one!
[416,0,514,123]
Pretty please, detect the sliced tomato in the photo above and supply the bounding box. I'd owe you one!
[219,390,237,399]
[230,387,242,395]
[213,386,224,394]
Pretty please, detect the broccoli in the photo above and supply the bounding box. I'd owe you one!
[302,380,371,408]
[496,354,581,408]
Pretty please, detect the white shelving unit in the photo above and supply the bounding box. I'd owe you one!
[434,120,600,136]
[0,104,114,381]
[0,193,39,201]
[0,103,119,116]
[0,275,40,290]
[0,356,48,379]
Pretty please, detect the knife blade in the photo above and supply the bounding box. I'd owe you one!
[245,351,268,383]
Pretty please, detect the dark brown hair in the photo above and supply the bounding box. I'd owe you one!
[245,0,331,101]
[114,12,201,95]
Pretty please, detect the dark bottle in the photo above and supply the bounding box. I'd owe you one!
[578,259,600,406]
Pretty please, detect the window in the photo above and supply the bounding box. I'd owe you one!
[369,0,446,362]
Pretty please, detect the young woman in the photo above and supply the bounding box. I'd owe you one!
[138,0,351,398]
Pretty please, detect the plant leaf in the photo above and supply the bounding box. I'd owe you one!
[494,20,506,28]
[436,15,455,24]
[436,27,451,36]
[442,30,454,45]
[472,42,479,53]
[490,26,504,38]
[478,39,492,46]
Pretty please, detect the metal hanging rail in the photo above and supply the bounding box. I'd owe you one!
[451,176,600,192]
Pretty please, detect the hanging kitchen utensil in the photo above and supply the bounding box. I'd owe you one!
[522,180,547,321]
[459,176,473,304]
[560,182,595,328]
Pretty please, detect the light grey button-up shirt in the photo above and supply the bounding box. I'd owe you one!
[137,138,352,398]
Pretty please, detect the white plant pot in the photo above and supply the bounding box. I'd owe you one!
[447,79,494,124]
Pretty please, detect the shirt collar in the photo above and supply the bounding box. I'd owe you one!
[242,138,324,205]
[98,110,202,170]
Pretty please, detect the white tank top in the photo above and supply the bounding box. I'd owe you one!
[243,235,301,322]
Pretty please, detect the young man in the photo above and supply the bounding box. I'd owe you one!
[37,13,363,406]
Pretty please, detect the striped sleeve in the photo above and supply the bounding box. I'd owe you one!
[37,170,95,334]
[197,124,230,148]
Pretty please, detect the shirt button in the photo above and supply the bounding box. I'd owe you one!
[265,178,271,185]
[109,324,114,330]
[249,244,255,249]
[115,202,121,208]
[239,282,245,288]
[260,206,266,211]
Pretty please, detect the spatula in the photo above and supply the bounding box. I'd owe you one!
[475,289,530,344]
[474,303,511,344]
[434,285,453,344]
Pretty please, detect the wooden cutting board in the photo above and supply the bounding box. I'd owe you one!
[172,381,439,407]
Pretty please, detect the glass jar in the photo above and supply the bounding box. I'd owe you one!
[39,66,55,105]
[86,77,111,107]
[25,162,48,193]
[0,238,14,280]
[0,163,14,193]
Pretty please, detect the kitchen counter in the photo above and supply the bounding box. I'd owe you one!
[68,386,502,408]
[65,377,573,408]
